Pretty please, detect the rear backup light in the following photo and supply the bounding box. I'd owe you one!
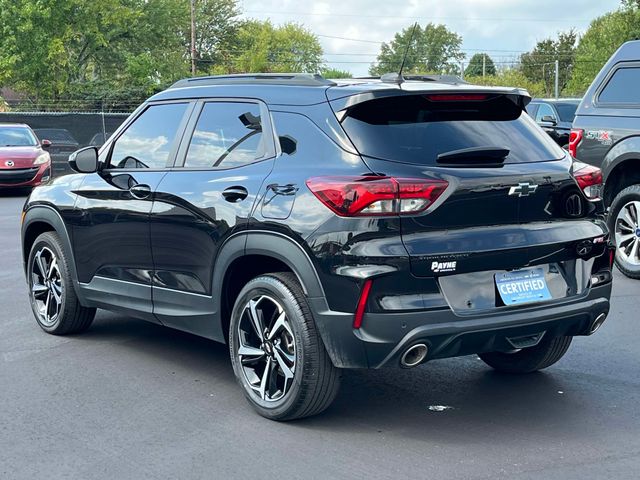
[425,94,489,102]
[572,161,603,200]
[306,176,448,217]
[568,129,583,158]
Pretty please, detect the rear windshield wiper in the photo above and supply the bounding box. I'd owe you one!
[436,146,510,166]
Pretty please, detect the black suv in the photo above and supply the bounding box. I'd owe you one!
[21,74,613,420]
[527,98,580,148]
[572,40,640,279]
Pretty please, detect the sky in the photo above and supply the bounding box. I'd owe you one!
[239,0,622,76]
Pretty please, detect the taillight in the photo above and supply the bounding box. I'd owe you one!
[306,176,448,217]
[572,161,603,200]
[568,128,583,158]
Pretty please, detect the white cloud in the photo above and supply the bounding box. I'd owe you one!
[239,0,621,76]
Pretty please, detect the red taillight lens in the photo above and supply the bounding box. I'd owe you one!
[353,278,373,329]
[572,161,603,200]
[425,94,489,102]
[306,176,448,217]
[568,128,583,158]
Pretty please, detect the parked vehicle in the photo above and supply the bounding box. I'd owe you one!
[527,98,580,148]
[0,123,51,189]
[572,40,640,278]
[87,131,114,148]
[33,128,80,176]
[21,74,614,420]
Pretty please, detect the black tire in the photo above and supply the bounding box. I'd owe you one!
[229,272,340,421]
[27,232,96,335]
[478,335,573,374]
[608,184,640,279]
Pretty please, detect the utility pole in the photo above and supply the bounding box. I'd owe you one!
[190,0,196,76]
[460,61,464,80]
[482,55,486,78]
[554,60,559,99]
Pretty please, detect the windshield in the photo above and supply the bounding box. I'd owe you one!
[555,103,579,122]
[0,126,38,146]
[340,94,566,165]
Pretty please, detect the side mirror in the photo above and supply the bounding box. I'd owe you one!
[540,115,557,125]
[69,146,99,173]
[41,139,52,149]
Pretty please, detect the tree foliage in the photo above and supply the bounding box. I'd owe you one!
[320,68,353,79]
[520,30,577,96]
[566,3,640,94]
[369,23,464,76]
[467,69,547,98]
[464,53,496,77]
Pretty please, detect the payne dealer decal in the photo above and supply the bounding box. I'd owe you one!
[431,261,457,273]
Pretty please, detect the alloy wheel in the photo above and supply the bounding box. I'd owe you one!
[236,295,296,402]
[615,200,640,266]
[30,247,63,326]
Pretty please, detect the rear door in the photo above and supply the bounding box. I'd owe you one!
[149,99,276,338]
[336,91,607,309]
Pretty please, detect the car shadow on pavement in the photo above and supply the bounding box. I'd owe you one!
[75,311,587,441]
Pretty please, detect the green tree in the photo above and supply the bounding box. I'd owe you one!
[466,68,546,97]
[320,68,353,79]
[218,20,323,73]
[464,53,496,77]
[566,3,640,94]
[0,0,188,101]
[520,29,577,96]
[187,0,241,74]
[369,23,464,76]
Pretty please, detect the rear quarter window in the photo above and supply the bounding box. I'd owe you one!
[598,67,640,105]
[339,94,565,165]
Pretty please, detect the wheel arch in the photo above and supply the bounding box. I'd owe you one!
[21,205,82,298]
[601,137,640,205]
[213,231,326,342]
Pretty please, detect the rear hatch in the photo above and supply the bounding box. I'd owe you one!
[332,88,608,311]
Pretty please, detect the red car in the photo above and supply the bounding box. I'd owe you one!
[0,123,52,188]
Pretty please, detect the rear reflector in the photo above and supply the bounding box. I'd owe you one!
[569,129,583,158]
[572,161,603,200]
[353,279,373,329]
[425,94,489,102]
[306,176,448,217]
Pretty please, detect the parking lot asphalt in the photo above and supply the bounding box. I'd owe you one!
[1,190,639,480]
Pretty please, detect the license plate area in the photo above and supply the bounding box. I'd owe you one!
[495,268,552,306]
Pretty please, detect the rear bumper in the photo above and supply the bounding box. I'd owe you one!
[310,281,612,369]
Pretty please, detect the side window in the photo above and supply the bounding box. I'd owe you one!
[599,67,640,105]
[183,102,266,169]
[109,103,188,169]
[535,103,556,122]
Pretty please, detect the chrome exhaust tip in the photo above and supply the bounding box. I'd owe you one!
[590,313,607,334]
[400,343,428,368]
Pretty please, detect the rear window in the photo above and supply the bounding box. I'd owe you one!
[34,129,77,143]
[555,103,578,122]
[340,94,565,165]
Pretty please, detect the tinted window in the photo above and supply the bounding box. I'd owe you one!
[341,95,565,165]
[0,127,38,146]
[34,129,77,143]
[599,67,640,104]
[110,103,188,169]
[184,102,266,169]
[555,103,578,122]
[526,103,540,118]
[535,103,556,122]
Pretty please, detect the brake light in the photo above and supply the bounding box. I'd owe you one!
[306,176,448,217]
[568,129,583,158]
[572,161,603,200]
[425,94,489,102]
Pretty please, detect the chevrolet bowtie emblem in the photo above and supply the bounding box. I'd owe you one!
[509,182,538,197]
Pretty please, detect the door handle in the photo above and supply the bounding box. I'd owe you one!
[129,184,151,199]
[222,186,249,203]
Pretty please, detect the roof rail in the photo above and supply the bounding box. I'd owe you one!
[169,73,336,89]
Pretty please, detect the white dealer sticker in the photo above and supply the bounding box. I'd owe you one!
[431,261,457,273]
